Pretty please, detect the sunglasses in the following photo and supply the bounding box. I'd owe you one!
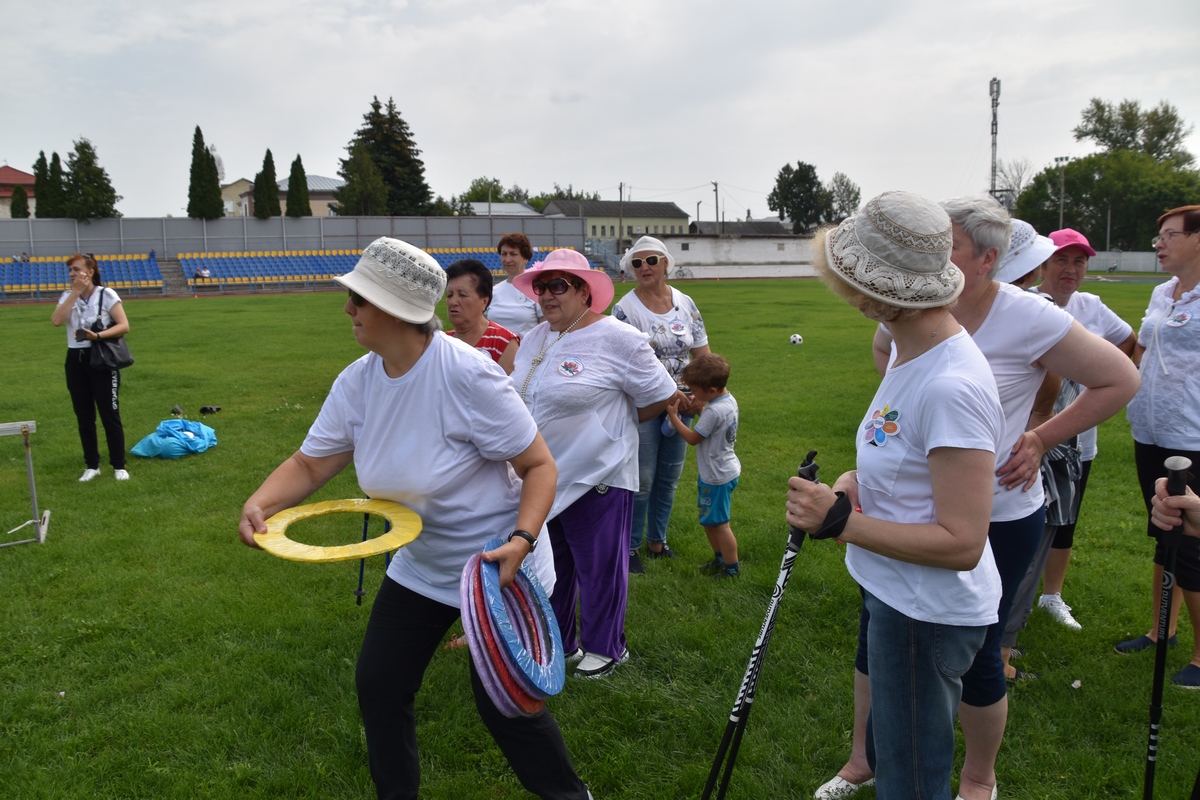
[531,278,577,296]
[348,290,367,307]
[630,255,663,269]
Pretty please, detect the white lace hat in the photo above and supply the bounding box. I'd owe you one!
[995,219,1056,284]
[336,237,447,323]
[825,191,963,309]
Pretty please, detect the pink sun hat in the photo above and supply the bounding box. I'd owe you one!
[512,249,614,312]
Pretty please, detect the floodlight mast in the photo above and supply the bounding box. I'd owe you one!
[989,78,1001,197]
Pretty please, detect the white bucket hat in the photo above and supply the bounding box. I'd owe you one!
[335,237,446,324]
[995,220,1056,285]
[620,235,675,274]
[825,191,963,309]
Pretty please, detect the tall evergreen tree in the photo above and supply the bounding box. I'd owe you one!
[187,126,224,219]
[285,155,312,217]
[342,96,432,215]
[64,138,121,220]
[32,152,50,218]
[10,185,30,218]
[39,152,69,218]
[332,142,388,216]
[253,149,281,219]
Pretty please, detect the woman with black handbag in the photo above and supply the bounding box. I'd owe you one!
[50,252,132,482]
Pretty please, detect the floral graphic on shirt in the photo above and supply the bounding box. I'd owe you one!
[1167,311,1191,327]
[558,358,583,377]
[863,403,901,447]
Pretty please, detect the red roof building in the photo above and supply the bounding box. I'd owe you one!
[0,165,36,218]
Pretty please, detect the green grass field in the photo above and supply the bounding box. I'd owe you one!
[2,277,1197,799]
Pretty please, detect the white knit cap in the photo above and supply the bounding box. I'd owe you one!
[995,220,1056,285]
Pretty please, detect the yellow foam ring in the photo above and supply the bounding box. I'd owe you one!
[255,499,422,563]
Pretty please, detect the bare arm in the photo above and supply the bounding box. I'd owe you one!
[238,449,355,547]
[871,326,893,377]
[787,447,994,570]
[1028,371,1062,431]
[666,396,703,446]
[1116,330,1137,358]
[51,291,80,326]
[481,432,558,587]
[638,388,686,423]
[497,338,519,376]
[1133,341,1146,367]
[997,322,1140,490]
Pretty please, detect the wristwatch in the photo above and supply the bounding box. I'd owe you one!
[508,529,538,552]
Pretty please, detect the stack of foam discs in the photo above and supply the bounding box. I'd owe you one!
[460,537,566,717]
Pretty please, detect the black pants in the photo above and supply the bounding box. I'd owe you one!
[355,577,589,800]
[1134,440,1200,591]
[65,348,125,470]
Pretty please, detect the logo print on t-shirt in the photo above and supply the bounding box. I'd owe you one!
[1167,311,1191,327]
[669,319,688,336]
[558,358,583,377]
[864,403,901,447]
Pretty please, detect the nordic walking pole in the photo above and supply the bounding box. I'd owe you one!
[702,450,819,800]
[1144,455,1192,799]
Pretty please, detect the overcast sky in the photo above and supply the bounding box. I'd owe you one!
[5,0,1198,222]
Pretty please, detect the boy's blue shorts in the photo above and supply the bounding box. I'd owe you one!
[698,476,739,526]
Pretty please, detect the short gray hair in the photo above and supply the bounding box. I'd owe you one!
[941,195,1012,279]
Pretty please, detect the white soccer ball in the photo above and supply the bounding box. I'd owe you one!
[789,334,804,345]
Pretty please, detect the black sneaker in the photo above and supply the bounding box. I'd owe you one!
[698,558,723,576]
[646,544,675,559]
[629,551,645,574]
[1115,634,1177,654]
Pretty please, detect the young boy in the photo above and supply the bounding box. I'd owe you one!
[666,353,741,578]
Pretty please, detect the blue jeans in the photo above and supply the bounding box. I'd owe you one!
[863,591,987,800]
[630,413,689,551]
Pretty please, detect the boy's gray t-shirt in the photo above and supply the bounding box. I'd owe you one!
[694,392,741,485]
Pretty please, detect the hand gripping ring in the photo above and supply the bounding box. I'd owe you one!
[254,499,421,563]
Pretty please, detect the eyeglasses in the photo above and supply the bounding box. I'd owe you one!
[1152,230,1196,247]
[531,278,576,296]
[348,290,367,307]
[630,255,663,269]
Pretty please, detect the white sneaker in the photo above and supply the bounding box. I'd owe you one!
[814,775,875,799]
[79,468,101,482]
[1039,593,1081,630]
[574,652,620,679]
[114,469,130,481]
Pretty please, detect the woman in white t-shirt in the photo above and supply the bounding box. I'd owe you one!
[1031,228,1136,629]
[612,235,710,571]
[237,238,592,800]
[788,191,1003,799]
[488,232,543,336]
[512,248,679,679]
[50,252,132,482]
[820,198,1139,800]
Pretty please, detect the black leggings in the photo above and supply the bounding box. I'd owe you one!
[355,577,589,800]
[64,348,125,470]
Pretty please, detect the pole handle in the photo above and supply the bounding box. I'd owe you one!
[788,450,820,549]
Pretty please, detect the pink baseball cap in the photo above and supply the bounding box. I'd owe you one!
[1049,228,1096,258]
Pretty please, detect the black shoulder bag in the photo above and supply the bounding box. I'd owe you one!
[89,287,135,371]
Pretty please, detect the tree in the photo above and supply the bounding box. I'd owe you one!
[767,161,832,233]
[342,96,432,215]
[1015,150,1200,252]
[996,157,1035,200]
[33,151,67,218]
[253,149,281,219]
[285,155,312,217]
[826,172,861,223]
[10,185,29,218]
[187,126,224,219]
[64,138,121,220]
[332,141,389,216]
[1073,98,1195,168]
[455,176,530,209]
[526,183,601,213]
